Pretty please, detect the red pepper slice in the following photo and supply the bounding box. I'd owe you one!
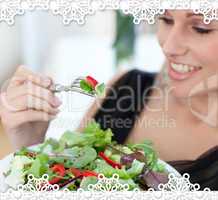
[69,168,83,177]
[99,152,122,169]
[86,76,99,89]
[69,168,98,178]
[49,164,66,185]
[82,170,98,177]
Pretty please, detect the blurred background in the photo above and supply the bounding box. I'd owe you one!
[0,10,165,159]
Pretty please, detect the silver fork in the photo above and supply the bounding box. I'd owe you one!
[50,76,96,97]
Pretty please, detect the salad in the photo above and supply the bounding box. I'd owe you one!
[4,122,169,191]
[80,76,106,97]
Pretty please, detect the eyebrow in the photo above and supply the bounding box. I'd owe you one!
[164,11,204,18]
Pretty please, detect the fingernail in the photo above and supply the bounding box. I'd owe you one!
[54,109,60,114]
[44,77,51,87]
[52,97,62,107]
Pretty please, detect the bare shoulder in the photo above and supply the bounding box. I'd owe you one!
[76,69,129,132]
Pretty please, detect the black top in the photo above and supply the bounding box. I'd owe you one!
[94,69,218,190]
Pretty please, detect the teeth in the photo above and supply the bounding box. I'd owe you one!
[171,63,201,73]
[183,65,188,72]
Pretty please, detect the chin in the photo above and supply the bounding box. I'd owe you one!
[168,80,193,98]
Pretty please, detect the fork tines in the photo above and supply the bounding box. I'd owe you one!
[51,76,96,97]
[71,77,85,85]
[70,77,96,97]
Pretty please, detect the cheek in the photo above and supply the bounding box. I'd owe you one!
[204,44,218,70]
[157,23,166,47]
[193,36,218,71]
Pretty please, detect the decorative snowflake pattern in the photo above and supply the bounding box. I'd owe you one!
[50,0,94,25]
[121,0,165,24]
[167,0,191,9]
[147,173,211,200]
[0,173,217,200]
[157,173,210,192]
[22,0,50,10]
[17,174,61,192]
[92,0,120,10]
[2,174,69,200]
[76,174,140,200]
[0,0,217,25]
[193,0,217,24]
[0,0,24,25]
[86,174,131,191]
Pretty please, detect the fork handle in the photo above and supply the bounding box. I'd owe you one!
[50,83,95,97]
[49,84,65,93]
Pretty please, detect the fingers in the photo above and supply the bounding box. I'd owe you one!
[2,93,60,114]
[8,65,52,89]
[0,109,56,129]
[6,81,61,107]
[0,65,62,128]
[9,76,26,87]
[2,65,62,112]
[189,74,218,97]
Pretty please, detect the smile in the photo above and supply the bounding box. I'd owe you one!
[171,63,202,73]
[168,62,203,81]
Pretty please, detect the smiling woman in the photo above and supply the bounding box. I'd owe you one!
[157,10,218,98]
[94,10,218,190]
[1,9,218,190]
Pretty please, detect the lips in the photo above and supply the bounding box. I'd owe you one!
[168,62,202,81]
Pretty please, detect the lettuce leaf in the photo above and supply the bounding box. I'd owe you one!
[118,178,139,190]
[80,80,93,93]
[126,159,145,178]
[59,122,113,150]
[130,140,162,172]
[84,122,113,147]
[80,176,98,190]
[95,83,106,97]
[72,147,97,168]
[27,154,49,178]
[5,156,33,188]
[59,131,95,147]
[93,159,130,179]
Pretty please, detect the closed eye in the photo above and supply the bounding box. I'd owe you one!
[158,16,213,35]
[193,27,213,34]
[158,16,174,25]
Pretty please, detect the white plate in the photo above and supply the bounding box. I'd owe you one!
[0,146,181,192]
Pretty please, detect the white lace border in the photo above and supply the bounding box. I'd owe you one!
[0,0,218,25]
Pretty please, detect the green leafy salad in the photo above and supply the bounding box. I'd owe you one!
[4,122,169,191]
[80,75,106,97]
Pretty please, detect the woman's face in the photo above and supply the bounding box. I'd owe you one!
[157,10,218,98]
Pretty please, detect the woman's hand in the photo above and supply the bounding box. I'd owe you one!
[0,66,62,150]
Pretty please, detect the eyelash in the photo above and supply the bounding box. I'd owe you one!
[158,17,213,35]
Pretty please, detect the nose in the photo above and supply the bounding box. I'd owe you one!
[162,25,188,58]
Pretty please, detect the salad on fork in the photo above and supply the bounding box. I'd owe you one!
[50,75,106,98]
